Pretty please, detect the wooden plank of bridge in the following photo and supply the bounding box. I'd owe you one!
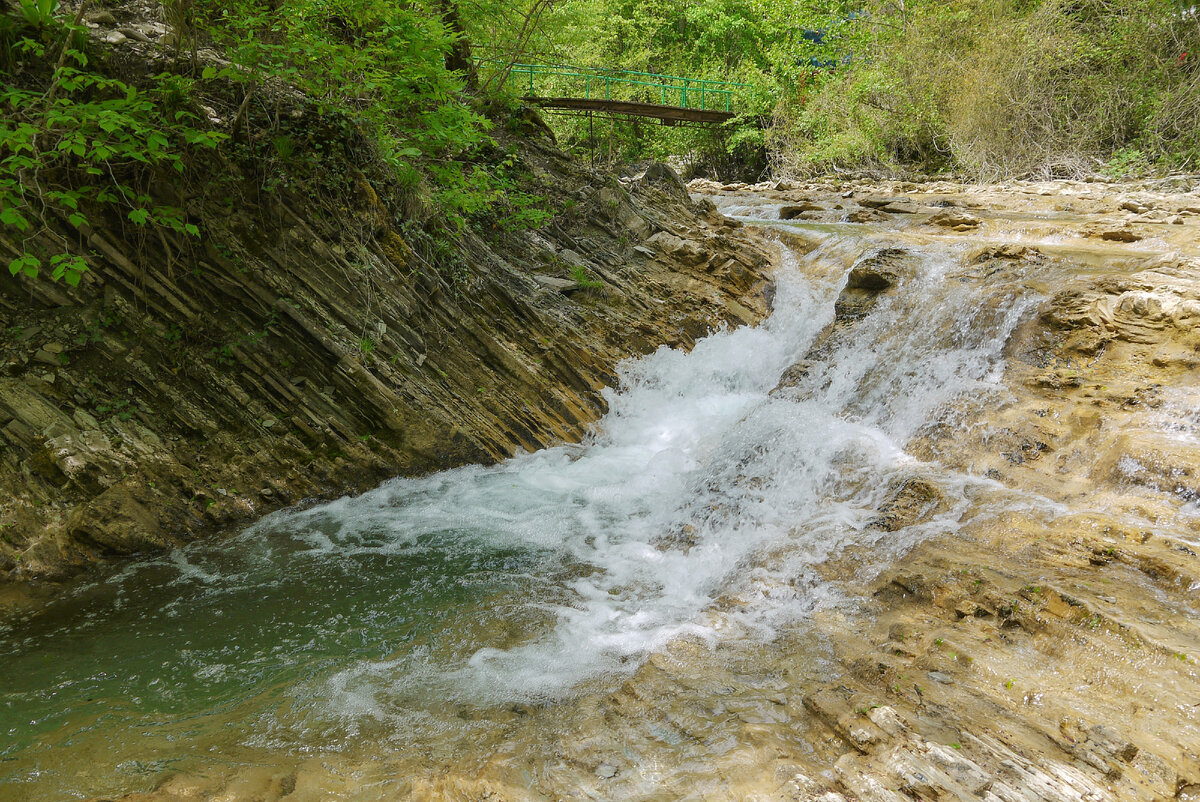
[524,96,735,125]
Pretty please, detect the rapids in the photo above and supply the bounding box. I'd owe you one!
[1,204,1054,800]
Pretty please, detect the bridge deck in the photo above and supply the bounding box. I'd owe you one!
[524,96,735,125]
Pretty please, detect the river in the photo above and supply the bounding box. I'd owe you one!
[4,185,1198,800]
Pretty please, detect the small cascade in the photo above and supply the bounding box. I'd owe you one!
[0,211,1053,801]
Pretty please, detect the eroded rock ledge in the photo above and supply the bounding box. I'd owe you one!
[0,157,778,587]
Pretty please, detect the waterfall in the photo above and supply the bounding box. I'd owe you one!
[0,219,1047,800]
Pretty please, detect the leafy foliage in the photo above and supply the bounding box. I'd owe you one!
[508,0,768,169]
[1,8,223,284]
[186,0,555,235]
[2,0,554,289]
[769,0,1200,177]
[527,0,1198,178]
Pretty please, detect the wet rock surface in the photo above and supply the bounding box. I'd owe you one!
[16,174,1200,801]
[0,157,776,590]
[756,174,1200,802]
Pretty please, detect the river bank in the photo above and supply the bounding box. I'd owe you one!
[692,175,1200,800]
[0,153,777,594]
[3,175,1199,801]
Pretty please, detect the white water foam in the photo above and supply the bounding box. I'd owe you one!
[0,212,1069,802]
[244,227,1044,718]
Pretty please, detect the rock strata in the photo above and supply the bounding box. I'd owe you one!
[0,154,777,588]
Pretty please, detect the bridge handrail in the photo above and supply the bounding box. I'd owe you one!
[477,59,750,113]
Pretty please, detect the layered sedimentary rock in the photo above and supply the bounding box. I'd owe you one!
[0,157,777,583]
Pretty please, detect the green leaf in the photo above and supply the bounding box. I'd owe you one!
[127,208,150,225]
[9,254,40,278]
[0,206,30,231]
[49,253,88,285]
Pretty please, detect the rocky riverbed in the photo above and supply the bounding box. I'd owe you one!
[5,174,1200,802]
[689,175,1200,801]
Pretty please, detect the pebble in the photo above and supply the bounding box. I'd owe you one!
[117,27,152,42]
[33,349,61,366]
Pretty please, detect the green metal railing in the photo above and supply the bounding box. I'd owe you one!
[483,61,750,113]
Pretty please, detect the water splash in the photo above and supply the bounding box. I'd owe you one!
[0,219,1047,800]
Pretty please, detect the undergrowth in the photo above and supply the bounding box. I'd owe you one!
[769,0,1200,179]
[0,0,555,289]
[532,0,1198,180]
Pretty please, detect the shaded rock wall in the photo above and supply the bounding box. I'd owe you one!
[0,151,776,583]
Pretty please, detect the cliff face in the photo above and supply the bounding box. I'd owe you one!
[0,140,777,585]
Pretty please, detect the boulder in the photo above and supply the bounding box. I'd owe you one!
[770,359,814,394]
[834,248,914,321]
[67,484,169,554]
[780,202,825,220]
[1099,228,1142,242]
[870,477,947,532]
[617,206,652,240]
[640,162,688,198]
[847,209,884,223]
[645,231,707,266]
[928,209,982,230]
[46,429,125,493]
[845,248,910,290]
[858,196,918,213]
[970,245,1043,264]
[878,199,919,214]
[117,26,152,42]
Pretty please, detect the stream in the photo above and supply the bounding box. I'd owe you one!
[1,200,1069,800]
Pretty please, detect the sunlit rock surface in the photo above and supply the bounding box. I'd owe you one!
[4,175,1200,801]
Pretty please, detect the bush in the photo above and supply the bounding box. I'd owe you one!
[769,0,1200,179]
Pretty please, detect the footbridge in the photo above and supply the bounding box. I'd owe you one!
[491,62,750,126]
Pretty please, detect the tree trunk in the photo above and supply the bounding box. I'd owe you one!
[439,0,477,88]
